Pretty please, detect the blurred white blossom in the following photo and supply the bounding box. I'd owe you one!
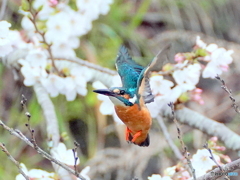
[147,85,182,118]
[191,149,220,177]
[16,163,55,180]
[195,36,234,79]
[52,143,79,166]
[79,166,91,180]
[40,74,65,97]
[202,47,233,78]
[196,36,207,49]
[45,11,72,45]
[148,174,172,180]
[77,0,113,20]
[51,42,77,58]
[17,0,113,102]
[19,58,48,86]
[33,0,55,20]
[150,75,174,96]
[0,21,13,57]
[173,63,201,91]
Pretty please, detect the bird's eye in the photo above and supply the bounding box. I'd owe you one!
[119,90,125,95]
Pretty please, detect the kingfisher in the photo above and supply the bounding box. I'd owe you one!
[93,45,170,146]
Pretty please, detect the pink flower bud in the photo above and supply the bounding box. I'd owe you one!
[210,136,218,142]
[220,155,231,163]
[175,53,185,63]
[190,88,204,105]
[220,65,229,72]
[49,0,58,6]
[215,146,226,151]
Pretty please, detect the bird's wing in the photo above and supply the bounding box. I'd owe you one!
[115,46,144,90]
[136,44,171,105]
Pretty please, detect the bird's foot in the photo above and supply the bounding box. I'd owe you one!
[125,127,132,141]
[131,130,142,143]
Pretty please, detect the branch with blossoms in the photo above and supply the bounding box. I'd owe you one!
[197,157,240,180]
[22,0,58,73]
[215,75,240,115]
[203,142,230,180]
[0,143,29,180]
[0,118,89,180]
[168,102,196,180]
[0,0,240,179]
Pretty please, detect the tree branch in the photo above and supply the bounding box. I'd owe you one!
[33,83,77,180]
[203,142,230,180]
[197,158,240,180]
[0,120,86,180]
[215,75,240,115]
[156,116,183,160]
[0,142,29,180]
[168,103,196,180]
[162,107,240,152]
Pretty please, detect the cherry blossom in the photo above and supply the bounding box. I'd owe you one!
[19,59,48,86]
[148,174,172,180]
[21,16,36,38]
[196,36,207,49]
[16,163,55,180]
[76,0,100,21]
[51,42,77,58]
[40,74,65,97]
[33,0,55,20]
[99,0,113,15]
[45,11,72,45]
[195,36,234,79]
[0,21,13,57]
[190,88,204,105]
[202,47,234,78]
[79,166,91,180]
[147,76,183,118]
[174,53,185,63]
[67,10,91,37]
[191,149,220,177]
[173,63,201,91]
[51,143,80,166]
[150,75,174,96]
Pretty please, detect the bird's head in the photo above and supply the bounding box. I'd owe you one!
[93,87,136,106]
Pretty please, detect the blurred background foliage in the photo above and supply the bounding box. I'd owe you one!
[1,0,240,179]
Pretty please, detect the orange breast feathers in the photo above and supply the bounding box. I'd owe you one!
[114,104,152,145]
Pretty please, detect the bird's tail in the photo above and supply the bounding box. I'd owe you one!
[128,133,150,147]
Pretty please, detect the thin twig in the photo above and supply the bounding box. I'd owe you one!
[21,94,38,149]
[215,75,240,115]
[156,116,183,160]
[0,120,86,180]
[203,142,230,180]
[168,102,196,180]
[26,0,59,73]
[72,141,80,176]
[55,58,117,76]
[161,107,240,151]
[0,143,29,180]
[197,157,240,180]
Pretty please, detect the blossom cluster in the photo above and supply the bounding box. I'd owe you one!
[195,36,234,78]
[16,143,90,180]
[146,37,233,118]
[21,0,112,59]
[147,137,231,180]
[1,0,113,101]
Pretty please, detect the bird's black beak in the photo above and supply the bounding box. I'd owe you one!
[93,89,115,97]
